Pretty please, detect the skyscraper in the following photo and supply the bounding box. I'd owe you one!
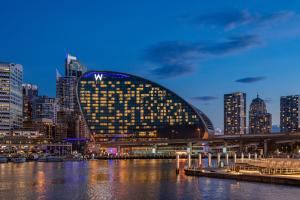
[65,54,87,78]
[224,92,246,135]
[0,62,23,130]
[280,95,300,133]
[56,54,87,141]
[22,83,38,122]
[249,95,272,134]
[57,54,86,112]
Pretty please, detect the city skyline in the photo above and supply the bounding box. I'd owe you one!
[1,1,300,130]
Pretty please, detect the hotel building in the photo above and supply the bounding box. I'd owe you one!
[77,71,214,142]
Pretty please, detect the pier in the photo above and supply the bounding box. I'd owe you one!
[182,152,300,187]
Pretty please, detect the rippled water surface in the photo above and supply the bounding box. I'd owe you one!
[1,159,300,200]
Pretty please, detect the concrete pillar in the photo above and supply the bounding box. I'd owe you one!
[239,141,244,152]
[217,153,221,167]
[241,152,244,163]
[255,153,257,160]
[234,153,237,163]
[226,153,229,166]
[117,146,121,155]
[187,153,191,168]
[264,140,268,157]
[187,142,192,154]
[208,153,212,168]
[198,153,202,168]
[62,146,65,156]
[176,154,180,174]
[248,153,251,160]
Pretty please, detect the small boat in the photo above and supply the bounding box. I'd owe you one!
[27,153,39,161]
[11,157,26,163]
[0,155,8,163]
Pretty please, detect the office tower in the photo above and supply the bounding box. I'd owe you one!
[22,83,38,122]
[249,95,272,134]
[0,62,23,130]
[224,92,246,135]
[280,95,300,133]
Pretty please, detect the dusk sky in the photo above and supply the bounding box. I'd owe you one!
[1,0,300,131]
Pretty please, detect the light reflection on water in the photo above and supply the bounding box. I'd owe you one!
[0,159,300,200]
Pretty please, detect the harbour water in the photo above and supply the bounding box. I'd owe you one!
[0,159,300,200]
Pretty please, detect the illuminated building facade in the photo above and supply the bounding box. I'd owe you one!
[77,71,214,141]
[280,95,300,133]
[249,95,272,134]
[0,62,23,131]
[224,92,246,135]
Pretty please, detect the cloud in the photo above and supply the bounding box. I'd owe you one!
[193,10,294,30]
[235,76,266,83]
[191,96,218,102]
[145,35,261,78]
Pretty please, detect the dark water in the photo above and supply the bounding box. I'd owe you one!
[0,159,300,200]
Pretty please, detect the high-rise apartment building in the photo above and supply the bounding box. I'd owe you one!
[224,92,246,135]
[0,62,23,130]
[56,54,87,141]
[56,54,86,112]
[280,95,300,133]
[56,76,78,112]
[249,95,272,134]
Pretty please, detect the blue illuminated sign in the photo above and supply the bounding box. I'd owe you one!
[82,71,130,79]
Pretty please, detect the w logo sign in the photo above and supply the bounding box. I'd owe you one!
[94,74,103,82]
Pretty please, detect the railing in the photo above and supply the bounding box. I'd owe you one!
[235,158,300,174]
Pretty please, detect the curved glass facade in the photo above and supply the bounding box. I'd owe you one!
[77,71,214,141]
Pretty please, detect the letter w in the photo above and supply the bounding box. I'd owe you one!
[94,74,103,81]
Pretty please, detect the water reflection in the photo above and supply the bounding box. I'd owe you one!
[0,160,300,200]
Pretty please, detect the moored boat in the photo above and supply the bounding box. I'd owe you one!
[38,155,63,162]
[11,157,26,163]
[46,155,63,162]
[0,155,8,163]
